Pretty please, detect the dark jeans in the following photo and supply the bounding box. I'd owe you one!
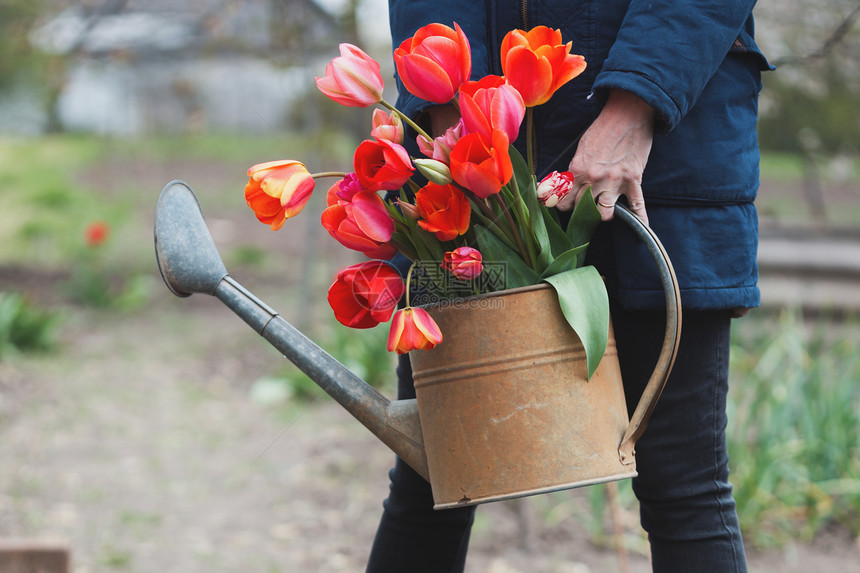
[365,308,748,573]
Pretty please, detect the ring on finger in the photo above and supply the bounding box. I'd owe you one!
[596,194,616,209]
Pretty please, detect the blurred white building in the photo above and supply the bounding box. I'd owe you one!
[21,0,392,136]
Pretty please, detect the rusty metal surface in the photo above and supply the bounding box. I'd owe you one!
[410,284,636,508]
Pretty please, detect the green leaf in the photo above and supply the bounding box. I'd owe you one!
[541,205,574,257]
[543,266,609,380]
[566,186,602,267]
[475,225,540,289]
[539,243,589,279]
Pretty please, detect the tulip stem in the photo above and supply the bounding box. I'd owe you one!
[507,174,539,269]
[456,185,516,245]
[380,99,432,142]
[311,171,348,179]
[404,262,417,307]
[492,194,533,268]
[526,108,535,176]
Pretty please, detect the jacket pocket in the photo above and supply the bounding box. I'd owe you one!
[730,29,774,71]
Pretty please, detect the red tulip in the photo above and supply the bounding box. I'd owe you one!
[315,43,384,107]
[328,261,405,329]
[84,221,110,247]
[387,307,443,354]
[245,160,315,230]
[442,247,483,280]
[417,119,464,164]
[371,109,404,144]
[500,26,587,107]
[459,75,525,141]
[353,138,415,192]
[321,190,396,259]
[449,130,513,198]
[393,22,471,104]
[536,170,576,207]
[415,182,471,241]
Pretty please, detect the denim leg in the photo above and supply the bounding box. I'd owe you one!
[613,307,747,573]
[365,353,477,573]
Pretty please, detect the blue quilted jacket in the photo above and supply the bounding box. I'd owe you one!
[388,0,771,311]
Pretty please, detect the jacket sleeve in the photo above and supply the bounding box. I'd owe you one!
[388,0,490,121]
[592,0,766,133]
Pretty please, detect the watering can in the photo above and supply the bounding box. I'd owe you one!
[154,180,681,508]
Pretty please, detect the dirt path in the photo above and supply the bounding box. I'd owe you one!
[2,280,859,572]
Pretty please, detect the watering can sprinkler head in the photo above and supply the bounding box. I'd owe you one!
[154,180,228,298]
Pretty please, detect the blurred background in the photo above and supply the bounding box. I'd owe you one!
[1,1,859,572]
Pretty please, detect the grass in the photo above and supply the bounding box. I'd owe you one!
[728,310,860,548]
[0,291,58,357]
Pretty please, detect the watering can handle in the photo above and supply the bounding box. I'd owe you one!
[613,204,682,465]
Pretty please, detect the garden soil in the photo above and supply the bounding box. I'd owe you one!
[2,269,859,573]
[1,162,859,572]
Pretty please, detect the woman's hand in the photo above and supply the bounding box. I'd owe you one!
[559,89,655,225]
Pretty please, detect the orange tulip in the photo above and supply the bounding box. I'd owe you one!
[449,129,513,198]
[415,182,471,241]
[394,22,471,104]
[315,43,384,107]
[387,307,443,354]
[245,160,315,230]
[500,26,587,107]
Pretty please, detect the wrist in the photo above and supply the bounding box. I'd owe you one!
[604,89,655,125]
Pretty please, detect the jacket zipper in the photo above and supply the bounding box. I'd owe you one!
[520,0,538,175]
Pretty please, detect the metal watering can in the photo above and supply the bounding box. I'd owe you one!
[154,180,681,508]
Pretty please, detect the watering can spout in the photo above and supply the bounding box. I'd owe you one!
[154,181,429,480]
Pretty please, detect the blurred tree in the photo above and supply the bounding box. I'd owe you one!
[756,0,860,154]
[0,0,46,90]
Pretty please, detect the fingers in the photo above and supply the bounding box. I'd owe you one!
[570,181,649,226]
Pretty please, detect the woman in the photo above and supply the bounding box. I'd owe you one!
[367,2,771,571]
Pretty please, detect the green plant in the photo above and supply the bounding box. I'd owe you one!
[728,310,860,547]
[252,315,396,404]
[0,291,58,357]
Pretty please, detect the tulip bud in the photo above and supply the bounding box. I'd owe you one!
[371,109,404,144]
[414,158,452,185]
[395,199,421,220]
[536,171,575,208]
[442,247,483,280]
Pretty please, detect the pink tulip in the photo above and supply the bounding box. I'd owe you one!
[536,171,576,207]
[442,247,483,279]
[387,307,443,354]
[417,119,465,164]
[394,22,471,104]
[316,43,384,107]
[459,75,525,141]
[371,109,404,144]
[321,190,396,259]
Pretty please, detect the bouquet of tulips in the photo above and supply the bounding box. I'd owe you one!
[243,23,610,378]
